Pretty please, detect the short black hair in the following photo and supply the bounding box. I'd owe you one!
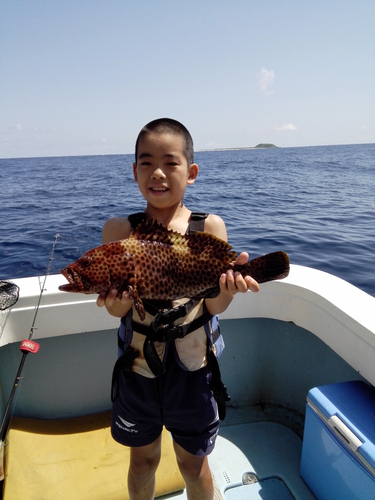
[135,118,194,165]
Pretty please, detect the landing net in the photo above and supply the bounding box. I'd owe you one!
[0,281,20,311]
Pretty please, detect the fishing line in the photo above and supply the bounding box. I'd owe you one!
[0,233,60,483]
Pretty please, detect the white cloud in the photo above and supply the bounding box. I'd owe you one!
[16,123,24,131]
[257,67,275,95]
[275,123,297,131]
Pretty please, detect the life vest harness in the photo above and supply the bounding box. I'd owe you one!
[111,212,231,419]
[131,298,215,377]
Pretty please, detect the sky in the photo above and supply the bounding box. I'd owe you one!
[0,0,374,158]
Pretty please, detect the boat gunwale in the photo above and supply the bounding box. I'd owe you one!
[2,264,375,386]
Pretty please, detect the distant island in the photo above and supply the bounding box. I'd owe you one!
[254,143,277,149]
[199,143,278,152]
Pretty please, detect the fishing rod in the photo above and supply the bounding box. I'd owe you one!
[0,234,59,483]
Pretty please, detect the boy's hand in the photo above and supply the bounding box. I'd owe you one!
[96,289,133,317]
[219,252,260,295]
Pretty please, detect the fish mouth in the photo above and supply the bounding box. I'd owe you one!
[59,267,84,292]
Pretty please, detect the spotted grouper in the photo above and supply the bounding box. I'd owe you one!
[59,219,289,320]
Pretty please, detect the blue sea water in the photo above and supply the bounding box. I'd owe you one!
[0,143,374,296]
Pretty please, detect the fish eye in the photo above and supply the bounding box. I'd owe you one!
[80,258,91,268]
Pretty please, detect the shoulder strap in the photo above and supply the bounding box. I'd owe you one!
[187,212,208,234]
[128,212,146,229]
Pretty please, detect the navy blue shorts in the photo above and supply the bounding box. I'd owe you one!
[111,346,219,456]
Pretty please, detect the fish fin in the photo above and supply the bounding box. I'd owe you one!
[131,218,236,262]
[131,218,181,245]
[234,251,290,284]
[127,285,146,321]
[194,235,237,263]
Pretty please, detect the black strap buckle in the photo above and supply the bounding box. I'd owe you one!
[150,309,168,331]
[148,299,198,331]
[149,323,187,343]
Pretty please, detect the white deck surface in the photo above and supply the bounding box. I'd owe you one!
[158,422,317,500]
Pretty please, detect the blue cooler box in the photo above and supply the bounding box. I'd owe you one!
[300,380,375,500]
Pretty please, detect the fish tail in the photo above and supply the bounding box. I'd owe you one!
[233,251,290,284]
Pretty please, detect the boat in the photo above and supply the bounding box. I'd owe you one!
[1,263,374,499]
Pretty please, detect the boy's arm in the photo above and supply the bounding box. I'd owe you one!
[204,214,259,316]
[96,217,134,317]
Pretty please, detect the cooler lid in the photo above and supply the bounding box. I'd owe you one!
[307,380,375,473]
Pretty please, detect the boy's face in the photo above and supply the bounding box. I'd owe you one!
[133,132,198,210]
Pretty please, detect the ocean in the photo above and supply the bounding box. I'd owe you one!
[0,143,374,296]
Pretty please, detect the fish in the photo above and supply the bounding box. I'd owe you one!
[59,219,290,320]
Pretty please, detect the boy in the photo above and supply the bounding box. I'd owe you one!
[97,118,259,500]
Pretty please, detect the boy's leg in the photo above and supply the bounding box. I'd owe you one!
[173,440,214,500]
[111,369,165,499]
[128,435,162,500]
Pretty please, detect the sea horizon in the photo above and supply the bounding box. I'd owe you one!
[1,141,374,161]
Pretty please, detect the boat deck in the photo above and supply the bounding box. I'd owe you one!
[3,268,374,499]
[160,419,317,500]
